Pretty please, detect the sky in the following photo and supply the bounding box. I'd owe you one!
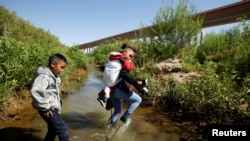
[0,0,241,47]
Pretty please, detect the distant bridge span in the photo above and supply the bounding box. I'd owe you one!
[78,0,250,50]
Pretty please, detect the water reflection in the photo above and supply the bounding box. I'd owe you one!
[0,127,42,141]
[62,68,111,140]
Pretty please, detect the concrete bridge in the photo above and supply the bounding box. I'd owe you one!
[78,0,250,52]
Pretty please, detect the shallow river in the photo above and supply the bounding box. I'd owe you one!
[0,67,192,141]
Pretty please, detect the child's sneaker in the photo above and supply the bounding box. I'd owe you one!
[142,79,149,94]
[142,87,148,94]
[142,79,148,87]
[97,96,107,108]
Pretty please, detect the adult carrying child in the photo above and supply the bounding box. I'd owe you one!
[97,44,148,126]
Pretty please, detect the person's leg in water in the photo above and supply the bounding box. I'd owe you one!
[39,109,69,141]
[110,88,142,125]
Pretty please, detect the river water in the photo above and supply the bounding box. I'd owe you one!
[0,67,193,141]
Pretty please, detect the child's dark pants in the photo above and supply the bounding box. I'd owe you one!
[38,109,69,141]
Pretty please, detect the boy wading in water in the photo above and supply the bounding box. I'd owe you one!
[31,53,69,141]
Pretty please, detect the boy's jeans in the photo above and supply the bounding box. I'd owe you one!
[38,109,69,141]
[110,88,142,125]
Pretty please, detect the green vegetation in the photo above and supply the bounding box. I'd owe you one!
[89,0,250,126]
[0,6,88,111]
[1,0,250,130]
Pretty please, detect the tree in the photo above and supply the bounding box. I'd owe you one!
[143,0,203,60]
